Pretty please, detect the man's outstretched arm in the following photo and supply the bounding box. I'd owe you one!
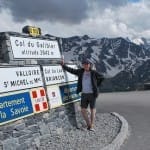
[61,58,80,75]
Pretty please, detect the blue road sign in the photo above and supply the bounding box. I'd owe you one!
[0,92,33,125]
[59,82,80,104]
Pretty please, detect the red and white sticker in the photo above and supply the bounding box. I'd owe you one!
[30,87,49,113]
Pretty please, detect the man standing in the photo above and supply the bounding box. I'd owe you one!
[61,59,104,131]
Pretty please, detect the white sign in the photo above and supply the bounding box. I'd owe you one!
[0,66,43,93]
[10,36,61,59]
[43,65,78,85]
[47,85,62,108]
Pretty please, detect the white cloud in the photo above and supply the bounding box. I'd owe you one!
[0,0,149,39]
[117,2,150,30]
[0,9,36,33]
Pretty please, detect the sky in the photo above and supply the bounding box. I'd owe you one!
[0,0,149,39]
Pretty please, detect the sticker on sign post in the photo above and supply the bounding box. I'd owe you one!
[0,91,33,125]
[30,87,49,113]
[47,85,62,109]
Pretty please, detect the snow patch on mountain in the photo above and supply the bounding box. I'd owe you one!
[91,46,102,62]
[103,60,123,77]
[132,38,144,45]
[127,37,144,45]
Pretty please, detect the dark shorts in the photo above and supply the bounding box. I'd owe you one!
[81,93,96,109]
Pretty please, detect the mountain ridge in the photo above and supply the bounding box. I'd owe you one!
[44,34,150,91]
[59,35,150,91]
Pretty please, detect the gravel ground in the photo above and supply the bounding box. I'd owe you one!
[38,113,121,150]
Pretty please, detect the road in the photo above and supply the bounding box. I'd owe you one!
[96,90,150,150]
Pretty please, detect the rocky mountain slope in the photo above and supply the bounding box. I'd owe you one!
[60,35,150,92]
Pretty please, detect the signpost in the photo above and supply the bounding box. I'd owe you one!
[0,30,81,125]
[10,36,61,59]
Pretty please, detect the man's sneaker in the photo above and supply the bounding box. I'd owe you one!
[89,127,95,132]
[87,125,95,131]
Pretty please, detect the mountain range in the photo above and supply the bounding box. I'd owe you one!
[56,35,150,92]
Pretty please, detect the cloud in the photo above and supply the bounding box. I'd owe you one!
[115,1,150,38]
[0,9,37,32]
[89,0,127,9]
[0,0,89,24]
[0,0,129,24]
[117,2,150,30]
[0,0,150,39]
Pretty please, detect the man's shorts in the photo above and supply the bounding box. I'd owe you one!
[81,93,96,109]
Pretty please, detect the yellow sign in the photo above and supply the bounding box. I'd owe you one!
[22,26,41,37]
[28,26,41,36]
